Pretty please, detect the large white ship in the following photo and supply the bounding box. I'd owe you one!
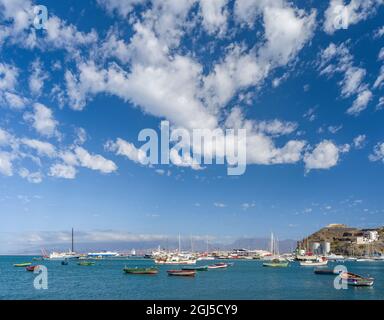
[87,251,119,257]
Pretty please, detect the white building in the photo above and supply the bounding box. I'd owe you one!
[363,230,379,242]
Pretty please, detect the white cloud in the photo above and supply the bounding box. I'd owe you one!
[304,140,346,171]
[23,103,58,137]
[0,151,13,176]
[259,4,316,66]
[105,138,147,165]
[369,142,384,162]
[324,0,383,34]
[328,125,343,134]
[319,42,372,115]
[377,97,384,110]
[3,92,27,109]
[340,67,366,97]
[74,146,117,174]
[199,0,228,36]
[347,89,373,115]
[96,0,145,17]
[49,163,77,179]
[353,134,366,149]
[21,138,56,157]
[28,59,48,96]
[373,65,384,89]
[0,63,18,91]
[214,202,227,208]
[18,168,42,183]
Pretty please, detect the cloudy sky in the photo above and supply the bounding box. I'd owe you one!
[0,0,383,252]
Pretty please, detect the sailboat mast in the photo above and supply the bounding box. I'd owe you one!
[71,228,74,253]
[178,233,181,253]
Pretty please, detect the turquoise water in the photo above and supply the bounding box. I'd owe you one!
[1,256,383,300]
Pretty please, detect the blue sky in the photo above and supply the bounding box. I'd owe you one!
[0,0,383,252]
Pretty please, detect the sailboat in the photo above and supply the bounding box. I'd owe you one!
[43,228,80,260]
[263,233,289,267]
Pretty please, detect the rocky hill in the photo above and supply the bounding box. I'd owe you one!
[300,224,384,256]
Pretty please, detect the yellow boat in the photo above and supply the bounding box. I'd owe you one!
[14,262,32,267]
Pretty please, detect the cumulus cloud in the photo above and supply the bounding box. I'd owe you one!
[49,163,77,179]
[304,140,347,172]
[353,134,366,149]
[105,138,147,165]
[369,142,384,162]
[319,42,372,115]
[23,103,59,137]
[74,146,117,174]
[18,168,43,183]
[347,89,373,115]
[21,138,56,157]
[0,151,13,176]
[199,0,228,36]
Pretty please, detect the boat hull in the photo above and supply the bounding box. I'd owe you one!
[124,268,158,275]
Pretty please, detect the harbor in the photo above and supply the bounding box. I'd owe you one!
[1,255,383,300]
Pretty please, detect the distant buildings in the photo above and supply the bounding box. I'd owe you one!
[356,230,379,244]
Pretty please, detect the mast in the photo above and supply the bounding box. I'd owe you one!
[71,228,74,253]
[178,233,181,253]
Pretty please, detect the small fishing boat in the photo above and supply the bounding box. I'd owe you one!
[181,265,208,271]
[123,267,158,275]
[167,270,196,277]
[263,259,289,268]
[208,263,228,269]
[340,272,374,287]
[314,268,338,275]
[26,265,38,272]
[78,261,95,266]
[32,257,43,261]
[300,257,328,266]
[14,262,32,267]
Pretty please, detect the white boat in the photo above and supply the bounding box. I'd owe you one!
[44,250,80,260]
[87,251,119,257]
[326,253,344,261]
[300,257,328,266]
[345,257,357,261]
[356,258,376,262]
[197,256,215,261]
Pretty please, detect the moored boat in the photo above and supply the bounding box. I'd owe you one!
[26,265,38,272]
[78,261,95,266]
[14,262,32,267]
[300,257,328,266]
[263,259,289,268]
[314,268,338,275]
[340,272,374,286]
[123,267,158,275]
[208,263,228,269]
[167,270,196,277]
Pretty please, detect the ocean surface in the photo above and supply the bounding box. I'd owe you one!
[1,256,383,300]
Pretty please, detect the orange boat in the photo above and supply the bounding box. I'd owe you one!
[167,270,196,277]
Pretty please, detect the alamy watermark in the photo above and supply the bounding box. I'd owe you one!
[128,121,247,176]
[333,265,348,290]
[33,265,48,290]
[332,5,349,30]
[33,5,48,30]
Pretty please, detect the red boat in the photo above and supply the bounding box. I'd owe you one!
[26,265,38,272]
[167,270,196,277]
[208,263,228,269]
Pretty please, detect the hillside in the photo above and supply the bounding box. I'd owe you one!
[300,224,384,256]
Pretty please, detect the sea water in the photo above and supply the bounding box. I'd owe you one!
[0,256,383,300]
